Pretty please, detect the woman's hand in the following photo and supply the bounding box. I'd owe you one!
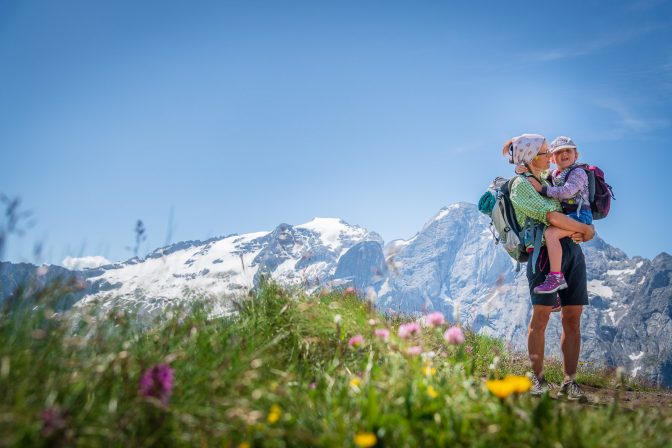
[527,177,542,193]
[570,225,595,244]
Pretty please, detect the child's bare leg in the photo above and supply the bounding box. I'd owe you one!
[546,212,594,240]
[545,226,575,273]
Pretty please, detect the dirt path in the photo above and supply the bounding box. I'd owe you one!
[558,385,672,411]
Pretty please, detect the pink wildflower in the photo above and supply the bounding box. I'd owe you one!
[443,326,465,345]
[398,322,421,339]
[345,287,356,296]
[139,363,174,405]
[348,334,364,348]
[406,346,422,356]
[374,328,390,341]
[426,312,445,327]
[309,382,317,389]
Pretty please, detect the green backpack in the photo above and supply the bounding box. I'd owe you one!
[479,176,546,272]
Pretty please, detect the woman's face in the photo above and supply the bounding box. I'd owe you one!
[530,142,551,171]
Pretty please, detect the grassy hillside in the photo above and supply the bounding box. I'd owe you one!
[1,281,671,447]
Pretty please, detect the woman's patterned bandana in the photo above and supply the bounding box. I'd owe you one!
[506,134,546,166]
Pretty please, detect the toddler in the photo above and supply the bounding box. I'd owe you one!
[525,136,593,310]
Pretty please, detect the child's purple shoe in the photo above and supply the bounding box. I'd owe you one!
[534,274,568,295]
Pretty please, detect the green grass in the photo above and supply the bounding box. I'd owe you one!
[1,281,670,447]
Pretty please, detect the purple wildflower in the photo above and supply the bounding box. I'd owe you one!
[41,407,67,437]
[139,363,174,405]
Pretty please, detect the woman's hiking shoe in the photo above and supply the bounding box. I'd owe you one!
[557,380,587,402]
[530,375,549,396]
[551,296,562,312]
[534,274,568,295]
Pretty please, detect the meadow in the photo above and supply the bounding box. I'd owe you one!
[1,280,671,447]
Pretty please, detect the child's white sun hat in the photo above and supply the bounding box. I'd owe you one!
[549,136,577,153]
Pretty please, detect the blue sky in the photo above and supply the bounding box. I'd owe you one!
[1,0,671,265]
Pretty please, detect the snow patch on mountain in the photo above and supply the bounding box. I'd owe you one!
[296,218,367,253]
[588,279,614,298]
[62,256,112,270]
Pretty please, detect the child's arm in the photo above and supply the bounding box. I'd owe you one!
[541,169,588,200]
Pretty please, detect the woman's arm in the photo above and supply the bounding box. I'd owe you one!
[541,169,588,200]
[547,211,595,240]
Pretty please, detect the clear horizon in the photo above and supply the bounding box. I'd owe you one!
[2,0,671,265]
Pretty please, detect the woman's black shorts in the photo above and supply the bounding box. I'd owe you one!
[527,237,589,307]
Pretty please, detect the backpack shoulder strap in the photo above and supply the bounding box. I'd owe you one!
[502,176,516,194]
[502,176,524,234]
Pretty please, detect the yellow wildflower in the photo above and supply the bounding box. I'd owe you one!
[267,404,281,424]
[486,379,515,399]
[504,375,532,394]
[427,385,439,399]
[350,377,362,390]
[354,432,377,447]
[238,443,251,448]
[423,365,436,377]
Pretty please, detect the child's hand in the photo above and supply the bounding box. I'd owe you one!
[514,165,528,175]
[527,177,542,193]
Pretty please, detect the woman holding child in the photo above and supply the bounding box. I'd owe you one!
[501,133,594,400]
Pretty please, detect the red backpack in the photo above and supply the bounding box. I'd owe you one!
[565,164,615,220]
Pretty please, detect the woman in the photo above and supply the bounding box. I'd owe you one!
[502,133,592,400]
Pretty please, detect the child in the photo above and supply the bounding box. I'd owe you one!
[523,136,593,310]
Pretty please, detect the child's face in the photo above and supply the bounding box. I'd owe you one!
[551,148,577,169]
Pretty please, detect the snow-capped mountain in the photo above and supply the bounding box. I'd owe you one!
[2,204,670,387]
[78,218,383,313]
